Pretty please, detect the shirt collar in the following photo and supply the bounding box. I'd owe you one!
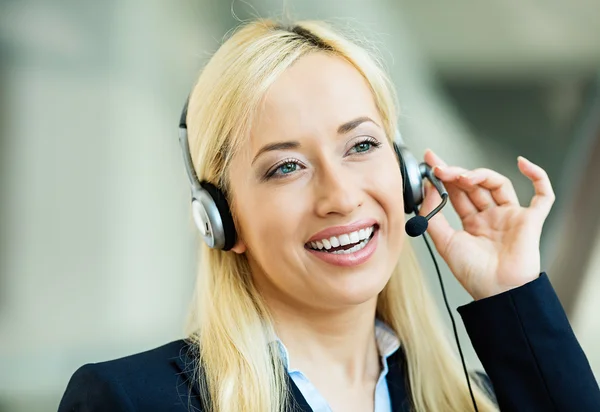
[275,319,401,372]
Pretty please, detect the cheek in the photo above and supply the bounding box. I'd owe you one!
[367,153,406,243]
[228,157,301,250]
[235,184,314,294]
[236,184,307,255]
[370,154,405,215]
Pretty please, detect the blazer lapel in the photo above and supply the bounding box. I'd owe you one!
[172,340,313,412]
[284,348,412,412]
[285,373,313,412]
[386,348,412,412]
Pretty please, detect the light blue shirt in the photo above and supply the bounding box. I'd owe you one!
[276,319,401,412]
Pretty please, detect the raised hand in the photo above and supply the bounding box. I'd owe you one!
[418,149,555,300]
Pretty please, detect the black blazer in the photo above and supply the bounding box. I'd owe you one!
[58,273,600,411]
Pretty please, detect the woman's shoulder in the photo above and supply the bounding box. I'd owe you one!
[66,339,194,386]
[58,339,204,412]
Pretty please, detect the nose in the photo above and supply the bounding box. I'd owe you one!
[314,161,363,217]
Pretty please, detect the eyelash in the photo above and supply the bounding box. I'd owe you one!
[263,137,382,180]
[264,157,302,180]
[348,136,382,154]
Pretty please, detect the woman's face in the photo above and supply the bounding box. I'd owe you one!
[228,52,405,311]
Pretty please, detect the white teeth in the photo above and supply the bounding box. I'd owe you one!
[330,237,369,254]
[360,227,373,240]
[338,234,351,246]
[307,225,376,252]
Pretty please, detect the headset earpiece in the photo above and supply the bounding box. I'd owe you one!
[393,131,425,214]
[197,182,237,251]
[394,130,449,237]
[179,97,238,250]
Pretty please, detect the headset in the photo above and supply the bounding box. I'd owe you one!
[178,93,479,411]
[178,97,448,250]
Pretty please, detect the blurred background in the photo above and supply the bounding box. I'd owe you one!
[1,0,599,410]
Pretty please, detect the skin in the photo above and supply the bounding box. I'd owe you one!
[228,52,405,411]
[422,151,555,301]
[226,51,555,411]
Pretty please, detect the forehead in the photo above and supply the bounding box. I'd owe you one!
[251,52,381,143]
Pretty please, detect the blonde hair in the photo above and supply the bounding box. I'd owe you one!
[184,19,498,412]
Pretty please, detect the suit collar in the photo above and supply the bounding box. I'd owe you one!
[172,340,411,412]
[386,348,412,411]
[285,349,411,412]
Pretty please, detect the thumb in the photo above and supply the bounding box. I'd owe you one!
[418,180,455,256]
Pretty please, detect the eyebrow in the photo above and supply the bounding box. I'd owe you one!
[252,141,300,165]
[337,116,379,134]
[251,116,379,165]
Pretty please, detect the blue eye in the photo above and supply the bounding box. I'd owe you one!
[278,162,298,174]
[348,138,382,155]
[264,159,302,180]
[354,141,372,153]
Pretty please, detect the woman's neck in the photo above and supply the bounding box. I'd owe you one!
[269,295,381,384]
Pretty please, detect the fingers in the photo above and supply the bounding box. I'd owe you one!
[442,166,520,206]
[425,150,479,219]
[433,164,498,216]
[424,149,447,168]
[461,169,520,205]
[425,150,555,225]
[518,156,555,218]
[426,149,522,220]
[423,150,554,248]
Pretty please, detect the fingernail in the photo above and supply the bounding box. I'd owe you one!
[433,165,444,173]
[518,155,530,163]
[459,173,471,182]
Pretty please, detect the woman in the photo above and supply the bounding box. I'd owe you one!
[59,19,600,411]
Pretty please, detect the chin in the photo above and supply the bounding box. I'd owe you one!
[323,269,391,307]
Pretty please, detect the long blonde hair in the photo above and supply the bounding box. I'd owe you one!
[184,19,498,412]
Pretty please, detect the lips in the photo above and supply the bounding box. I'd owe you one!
[307,219,378,243]
[305,219,380,267]
[306,225,375,252]
[306,227,379,267]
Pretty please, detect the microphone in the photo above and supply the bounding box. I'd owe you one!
[405,164,448,237]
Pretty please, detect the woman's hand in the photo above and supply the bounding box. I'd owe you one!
[419,150,556,300]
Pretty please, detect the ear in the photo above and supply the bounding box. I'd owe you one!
[230,238,247,254]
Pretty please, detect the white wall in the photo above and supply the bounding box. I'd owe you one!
[0,1,212,409]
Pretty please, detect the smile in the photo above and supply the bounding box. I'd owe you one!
[305,224,379,267]
[306,225,375,254]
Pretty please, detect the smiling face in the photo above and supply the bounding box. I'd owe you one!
[228,52,405,311]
